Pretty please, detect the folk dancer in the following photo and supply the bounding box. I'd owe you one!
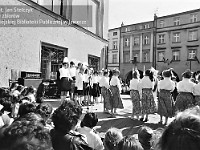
[139,69,156,122]
[175,70,195,112]
[59,57,72,104]
[83,68,90,105]
[129,70,141,120]
[76,67,85,105]
[157,69,175,125]
[110,69,124,116]
[69,61,77,100]
[99,70,112,113]
[90,71,100,104]
[193,73,200,106]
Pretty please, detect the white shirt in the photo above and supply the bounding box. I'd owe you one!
[76,73,84,90]
[129,78,140,91]
[110,76,122,91]
[177,78,195,93]
[77,127,104,150]
[139,76,154,89]
[91,75,99,85]
[83,74,90,83]
[69,67,76,77]
[59,67,71,79]
[99,76,110,89]
[193,83,200,96]
[158,77,175,92]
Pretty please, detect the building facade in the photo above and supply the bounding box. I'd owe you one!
[107,28,120,70]
[0,0,108,87]
[108,8,200,81]
[156,9,200,78]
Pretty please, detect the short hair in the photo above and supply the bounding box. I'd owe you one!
[104,128,123,150]
[117,136,143,150]
[132,70,139,79]
[27,86,35,94]
[158,106,200,150]
[18,102,36,117]
[1,118,53,150]
[145,69,154,82]
[16,85,24,92]
[113,69,120,75]
[52,100,82,134]
[70,61,75,66]
[182,69,192,79]
[36,103,53,121]
[80,112,98,128]
[104,70,109,76]
[162,69,172,78]
[138,126,153,150]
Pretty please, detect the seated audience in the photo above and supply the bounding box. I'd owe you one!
[25,86,36,103]
[50,100,93,150]
[0,113,53,150]
[103,127,123,150]
[18,102,36,117]
[77,112,104,150]
[157,106,200,150]
[117,135,143,150]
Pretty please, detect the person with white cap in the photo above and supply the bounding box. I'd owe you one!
[59,57,72,103]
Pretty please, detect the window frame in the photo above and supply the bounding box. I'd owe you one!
[172,50,180,61]
[112,53,118,63]
[123,52,130,63]
[190,14,198,23]
[113,32,117,36]
[124,38,130,47]
[113,41,118,49]
[174,17,180,26]
[188,30,198,41]
[188,49,197,60]
[157,51,165,62]
[158,34,165,44]
[133,37,140,46]
[144,35,149,45]
[173,32,181,43]
[160,20,165,28]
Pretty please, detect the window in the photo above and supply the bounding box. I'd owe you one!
[124,52,130,63]
[160,20,165,28]
[144,36,149,45]
[158,51,165,61]
[143,52,149,62]
[125,38,130,47]
[188,49,197,59]
[190,14,197,23]
[133,37,140,45]
[132,53,139,62]
[172,50,180,61]
[144,24,150,29]
[113,32,117,36]
[112,54,118,63]
[139,25,143,30]
[158,34,165,44]
[174,17,180,26]
[188,30,198,41]
[113,41,118,49]
[125,27,128,32]
[173,32,180,43]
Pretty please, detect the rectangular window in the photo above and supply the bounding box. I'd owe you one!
[158,51,165,61]
[144,36,149,45]
[125,27,128,32]
[132,53,139,63]
[112,54,118,63]
[173,32,180,43]
[158,34,165,44]
[188,30,198,41]
[125,38,130,47]
[133,37,140,45]
[160,20,165,28]
[188,49,197,60]
[113,41,118,49]
[143,52,149,62]
[174,17,180,26]
[113,32,117,36]
[124,52,130,63]
[172,50,180,61]
[144,24,150,29]
[190,14,197,23]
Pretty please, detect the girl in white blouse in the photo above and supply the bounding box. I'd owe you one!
[193,74,200,106]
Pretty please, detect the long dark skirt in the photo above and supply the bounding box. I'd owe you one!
[110,86,124,109]
[141,89,156,114]
[130,90,141,115]
[83,82,89,96]
[158,89,174,117]
[175,92,194,112]
[101,87,112,110]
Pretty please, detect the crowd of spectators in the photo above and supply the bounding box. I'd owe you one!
[1,82,200,150]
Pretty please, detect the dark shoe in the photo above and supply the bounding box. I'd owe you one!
[158,121,163,124]
[139,118,144,121]
[143,118,148,122]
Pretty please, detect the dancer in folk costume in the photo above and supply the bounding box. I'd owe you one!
[110,69,124,116]
[129,69,141,120]
[139,69,156,122]
[99,70,112,113]
[83,68,90,104]
[76,67,85,106]
[193,73,200,106]
[90,71,100,104]
[59,57,72,104]
[175,70,195,112]
[157,69,175,125]
[69,61,77,100]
